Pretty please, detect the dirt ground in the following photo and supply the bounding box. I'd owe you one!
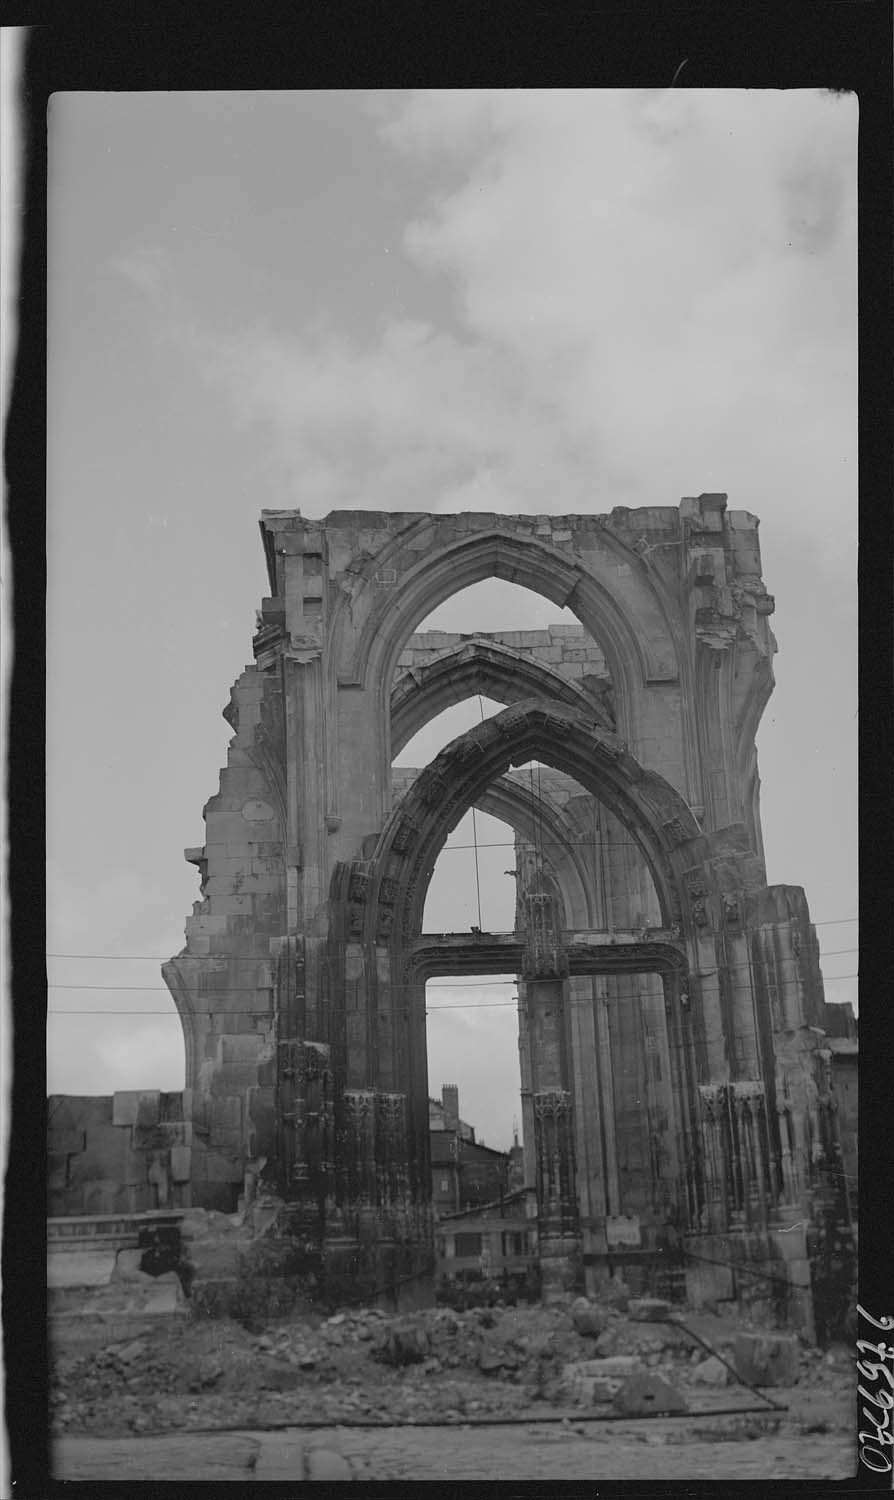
[49,1294,856,1468]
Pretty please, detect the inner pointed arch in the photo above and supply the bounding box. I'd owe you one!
[391,635,614,759]
[372,700,701,939]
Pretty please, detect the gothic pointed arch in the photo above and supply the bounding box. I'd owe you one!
[341,700,703,949]
[393,766,595,931]
[390,636,614,757]
[329,522,683,743]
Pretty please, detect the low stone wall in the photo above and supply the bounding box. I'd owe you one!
[48,1093,191,1217]
[395,623,610,688]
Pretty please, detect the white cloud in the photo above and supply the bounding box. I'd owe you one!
[180,90,856,573]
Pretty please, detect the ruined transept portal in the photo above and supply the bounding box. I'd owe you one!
[164,499,850,1332]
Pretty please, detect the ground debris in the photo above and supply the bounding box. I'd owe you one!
[49,1297,853,1442]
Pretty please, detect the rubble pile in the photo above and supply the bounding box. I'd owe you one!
[49,1288,855,1443]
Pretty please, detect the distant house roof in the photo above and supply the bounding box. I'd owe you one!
[438,1186,531,1222]
[461,1140,511,1162]
[430,1131,510,1166]
[428,1099,475,1141]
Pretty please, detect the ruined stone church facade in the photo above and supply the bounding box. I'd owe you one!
[163,498,853,1330]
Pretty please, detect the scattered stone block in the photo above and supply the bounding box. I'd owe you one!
[372,1321,429,1366]
[589,1356,643,1377]
[47,1250,117,1289]
[478,1349,508,1374]
[113,1249,146,1281]
[570,1297,610,1338]
[141,1275,185,1313]
[613,1372,688,1416]
[562,1356,644,1404]
[627,1297,673,1322]
[691,1355,730,1387]
[733,1331,798,1387]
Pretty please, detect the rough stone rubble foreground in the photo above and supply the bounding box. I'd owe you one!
[51,1284,852,1432]
[50,1280,855,1480]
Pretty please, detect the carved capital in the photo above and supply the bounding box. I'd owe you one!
[391,815,419,854]
[732,1080,764,1109]
[379,876,399,906]
[343,1089,375,1127]
[722,892,741,927]
[685,871,710,927]
[698,1083,723,1123]
[533,1089,573,1122]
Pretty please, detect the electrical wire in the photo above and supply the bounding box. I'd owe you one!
[44,955,859,991]
[44,919,859,958]
[47,982,859,1017]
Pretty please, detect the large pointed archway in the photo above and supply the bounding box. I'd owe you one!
[326,699,748,1299]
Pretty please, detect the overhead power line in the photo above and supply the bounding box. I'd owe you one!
[45,930,859,962]
[46,968,860,1007]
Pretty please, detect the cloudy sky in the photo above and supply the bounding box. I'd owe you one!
[46,89,857,1151]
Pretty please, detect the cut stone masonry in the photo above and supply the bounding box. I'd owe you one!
[129,497,851,1330]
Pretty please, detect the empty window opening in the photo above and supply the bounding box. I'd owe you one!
[422,811,517,935]
[395,696,505,772]
[418,578,580,638]
[426,975,522,1164]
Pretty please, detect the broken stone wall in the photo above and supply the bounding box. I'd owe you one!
[48,1093,191,1217]
[395,624,612,715]
[161,662,286,1211]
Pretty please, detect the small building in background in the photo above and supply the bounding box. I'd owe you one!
[434,1189,539,1290]
[429,1084,538,1290]
[429,1083,512,1213]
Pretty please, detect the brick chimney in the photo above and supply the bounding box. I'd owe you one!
[441,1084,459,1132]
